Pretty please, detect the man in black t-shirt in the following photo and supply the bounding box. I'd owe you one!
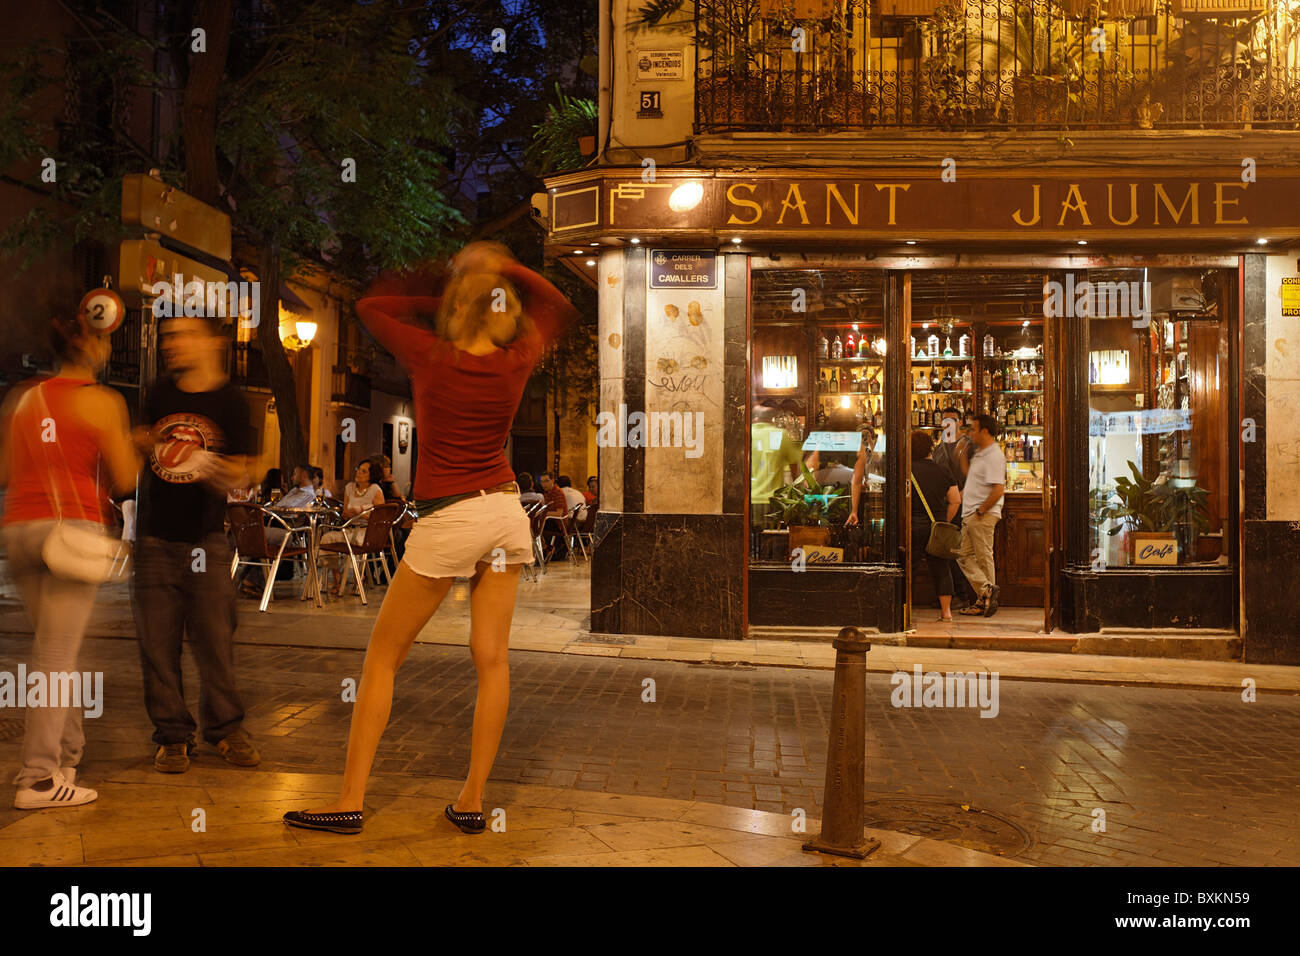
[131,315,260,774]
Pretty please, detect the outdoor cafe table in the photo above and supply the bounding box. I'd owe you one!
[267,503,336,608]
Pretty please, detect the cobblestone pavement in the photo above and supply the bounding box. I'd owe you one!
[1,633,1297,867]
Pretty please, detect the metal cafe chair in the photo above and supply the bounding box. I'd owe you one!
[317,501,405,606]
[566,502,590,562]
[520,500,548,581]
[108,498,135,579]
[575,500,598,560]
[539,504,571,567]
[227,502,309,612]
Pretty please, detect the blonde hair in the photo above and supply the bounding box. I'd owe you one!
[436,270,532,346]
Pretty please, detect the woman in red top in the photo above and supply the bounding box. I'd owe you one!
[0,312,138,810]
[285,242,576,836]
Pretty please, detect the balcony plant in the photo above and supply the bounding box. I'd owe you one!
[922,0,1087,126]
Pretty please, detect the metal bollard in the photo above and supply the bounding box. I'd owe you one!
[803,626,880,860]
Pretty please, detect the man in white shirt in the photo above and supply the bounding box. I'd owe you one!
[557,475,587,521]
[278,466,318,509]
[956,414,1006,617]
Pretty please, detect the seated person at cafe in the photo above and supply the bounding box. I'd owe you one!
[518,472,544,506]
[539,472,571,560]
[311,465,333,499]
[240,464,315,596]
[584,475,598,505]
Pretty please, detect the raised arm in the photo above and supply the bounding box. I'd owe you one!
[355,296,442,364]
[499,261,579,344]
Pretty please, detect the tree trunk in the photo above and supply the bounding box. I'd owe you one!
[182,0,233,205]
[256,240,310,472]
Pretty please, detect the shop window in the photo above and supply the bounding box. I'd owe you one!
[1088,269,1231,569]
[750,271,888,566]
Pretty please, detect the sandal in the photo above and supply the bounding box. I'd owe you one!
[444,804,485,834]
[283,809,362,835]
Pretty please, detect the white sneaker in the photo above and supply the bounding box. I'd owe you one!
[14,771,98,810]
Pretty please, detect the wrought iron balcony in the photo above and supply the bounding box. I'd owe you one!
[692,0,1300,131]
[331,366,372,409]
[231,341,270,390]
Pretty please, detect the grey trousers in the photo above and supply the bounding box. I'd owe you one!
[132,534,245,746]
[2,519,101,788]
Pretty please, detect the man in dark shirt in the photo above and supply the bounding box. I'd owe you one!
[132,315,260,774]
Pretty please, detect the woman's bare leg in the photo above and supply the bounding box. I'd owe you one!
[454,561,523,813]
[311,562,454,812]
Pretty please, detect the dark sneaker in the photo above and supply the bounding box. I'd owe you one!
[155,741,194,774]
[983,585,1000,617]
[283,809,362,835]
[215,728,261,767]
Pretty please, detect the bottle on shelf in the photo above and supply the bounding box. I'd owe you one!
[911,399,920,427]
[845,330,857,356]
[993,367,1003,390]
[941,368,953,391]
[909,335,916,358]
[831,334,843,359]
[982,366,991,391]
[873,399,883,430]
[1031,399,1039,426]
[962,366,972,392]
[869,369,881,395]
[983,333,995,358]
[927,333,940,357]
[818,332,829,359]
[858,336,871,359]
[1011,362,1021,390]
[930,363,941,392]
[958,333,970,357]
[831,368,840,393]
[943,336,954,358]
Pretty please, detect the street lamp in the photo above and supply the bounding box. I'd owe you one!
[279,305,316,351]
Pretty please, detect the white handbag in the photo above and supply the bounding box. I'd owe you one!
[23,382,119,584]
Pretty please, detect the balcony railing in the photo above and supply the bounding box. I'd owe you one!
[694,0,1300,131]
[331,367,372,409]
[231,341,270,390]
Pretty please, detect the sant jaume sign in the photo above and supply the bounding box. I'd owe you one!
[548,172,1300,240]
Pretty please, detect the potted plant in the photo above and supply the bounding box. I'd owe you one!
[768,462,852,560]
[1096,460,1211,565]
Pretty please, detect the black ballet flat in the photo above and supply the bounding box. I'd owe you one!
[283,809,363,835]
[444,804,485,834]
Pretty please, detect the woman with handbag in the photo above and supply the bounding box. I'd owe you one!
[0,311,139,809]
[283,241,577,836]
[909,431,962,623]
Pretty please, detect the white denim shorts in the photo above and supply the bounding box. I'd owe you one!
[402,490,533,579]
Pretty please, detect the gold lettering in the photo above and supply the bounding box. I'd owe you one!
[1106,183,1139,227]
[1153,183,1200,225]
[1214,181,1249,225]
[725,183,762,226]
[777,184,810,225]
[1057,184,1092,227]
[874,184,910,226]
[825,183,860,226]
[1012,184,1041,227]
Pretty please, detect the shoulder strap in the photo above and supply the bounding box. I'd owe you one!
[910,470,936,523]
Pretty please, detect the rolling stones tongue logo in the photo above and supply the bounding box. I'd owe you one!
[150,413,222,484]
